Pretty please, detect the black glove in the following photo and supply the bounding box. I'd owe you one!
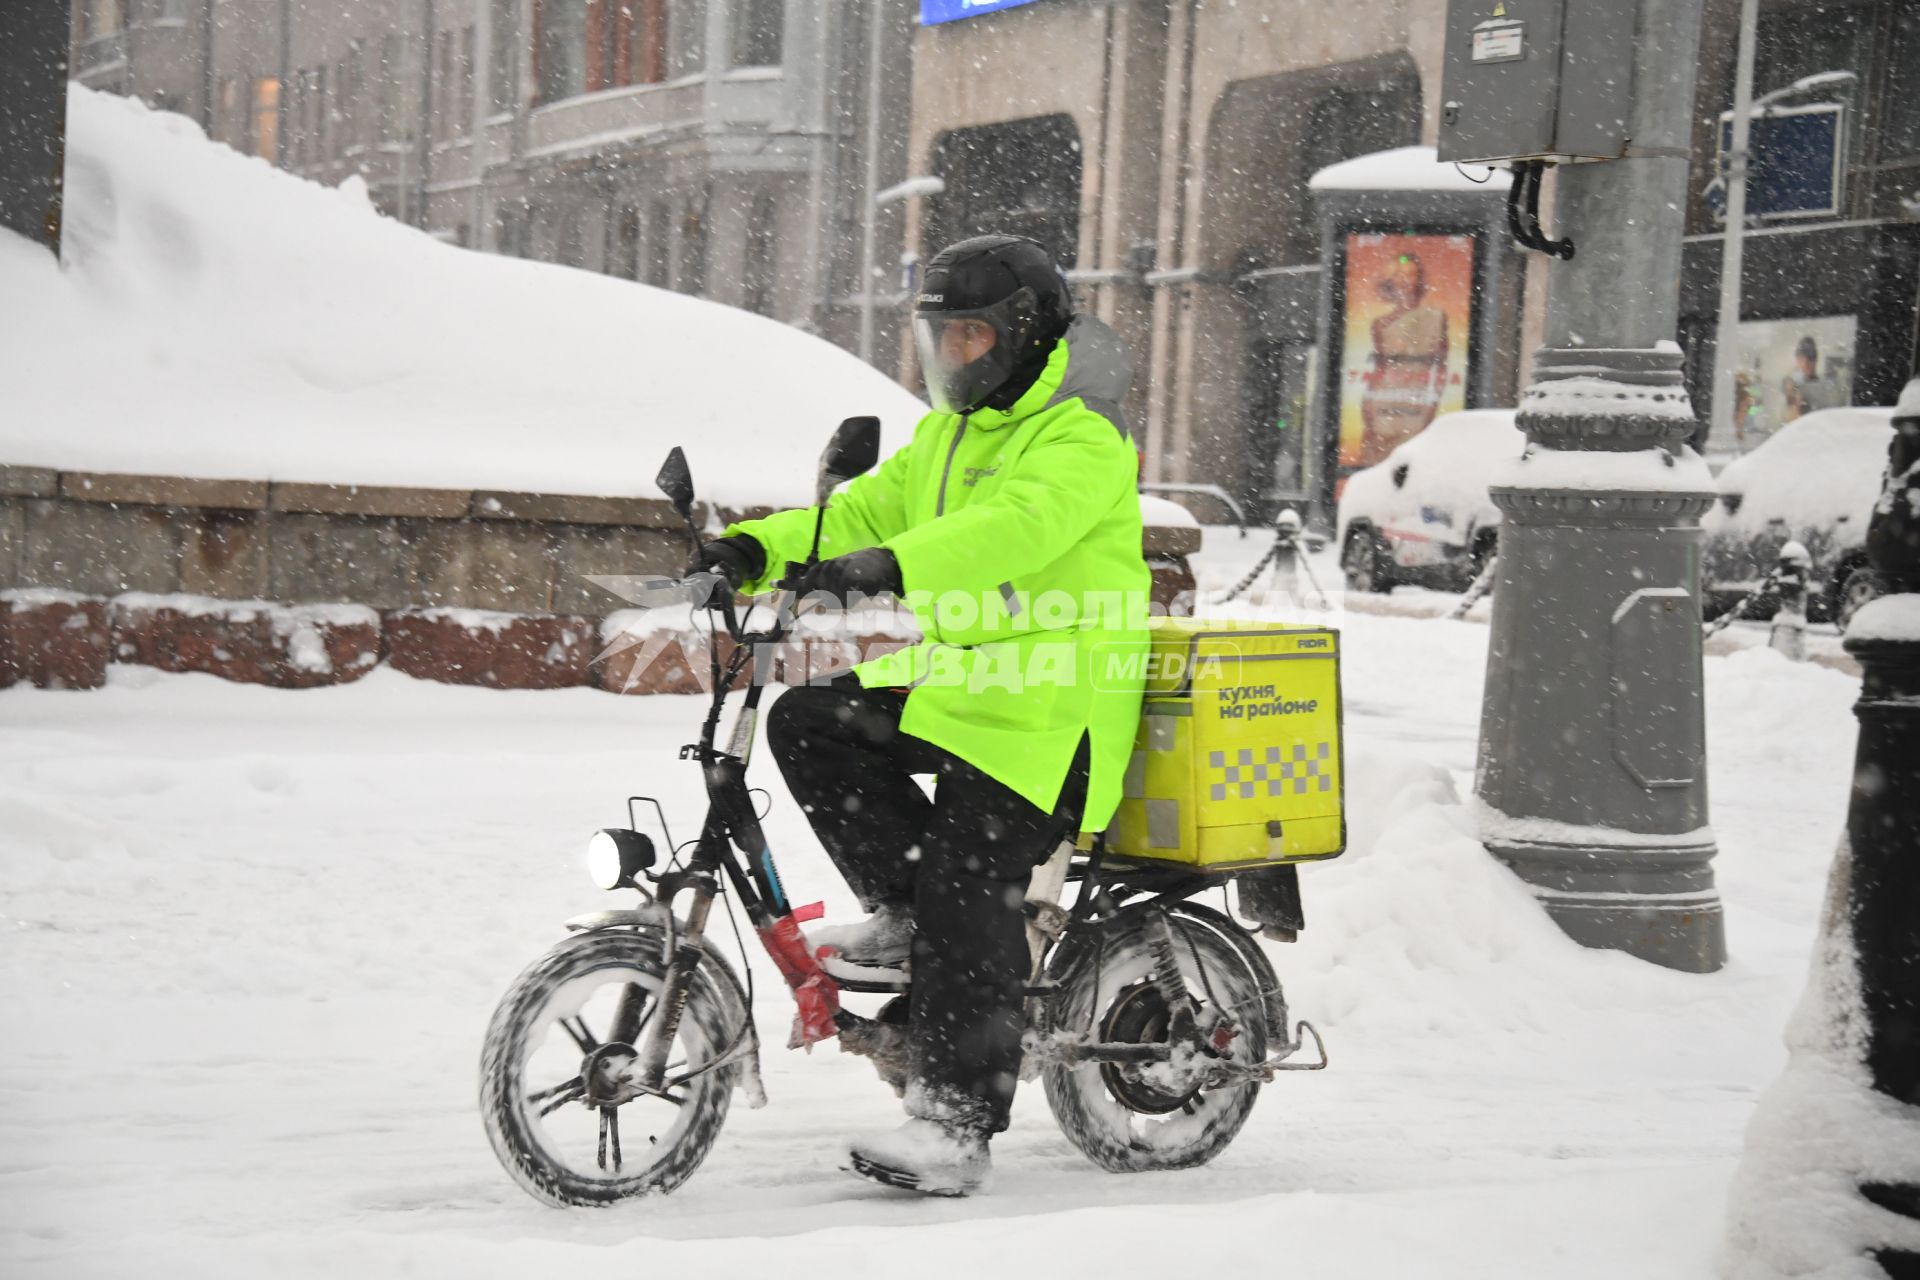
[685,534,766,590]
[794,547,903,605]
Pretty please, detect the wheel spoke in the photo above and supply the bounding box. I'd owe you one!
[562,1016,597,1054]
[530,1076,583,1104]
[607,1107,623,1171]
[536,1079,586,1117]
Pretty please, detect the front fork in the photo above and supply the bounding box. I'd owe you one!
[633,872,719,1091]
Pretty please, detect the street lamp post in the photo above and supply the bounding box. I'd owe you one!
[1472,0,1728,972]
[858,174,944,365]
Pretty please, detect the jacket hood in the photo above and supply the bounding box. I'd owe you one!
[1044,315,1135,439]
[964,314,1136,436]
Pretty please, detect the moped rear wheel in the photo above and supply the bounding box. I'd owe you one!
[480,929,741,1206]
[1042,915,1267,1172]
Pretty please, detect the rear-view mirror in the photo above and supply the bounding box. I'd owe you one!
[656,447,696,518]
[816,416,882,506]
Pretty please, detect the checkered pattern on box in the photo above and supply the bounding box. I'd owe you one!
[1208,743,1331,800]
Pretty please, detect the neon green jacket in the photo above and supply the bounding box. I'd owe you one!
[726,316,1150,831]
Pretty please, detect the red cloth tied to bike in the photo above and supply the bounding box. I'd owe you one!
[756,904,840,1049]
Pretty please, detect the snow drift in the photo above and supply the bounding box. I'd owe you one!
[0,89,930,505]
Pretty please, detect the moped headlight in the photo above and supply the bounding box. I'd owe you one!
[586,829,656,890]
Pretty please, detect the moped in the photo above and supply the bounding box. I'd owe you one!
[479,418,1327,1205]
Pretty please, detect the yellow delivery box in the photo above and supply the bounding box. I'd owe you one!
[1107,618,1346,870]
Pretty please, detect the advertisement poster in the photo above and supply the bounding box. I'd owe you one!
[1719,314,1857,455]
[1338,232,1476,472]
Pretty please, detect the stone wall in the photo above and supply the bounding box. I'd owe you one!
[0,465,1201,692]
[0,465,700,615]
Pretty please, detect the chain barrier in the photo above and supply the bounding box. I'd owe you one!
[1214,523,1328,609]
[1702,565,1784,638]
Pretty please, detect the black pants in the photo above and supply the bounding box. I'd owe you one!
[766,677,1088,1134]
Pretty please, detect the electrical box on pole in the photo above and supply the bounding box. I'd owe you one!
[1436,0,1640,165]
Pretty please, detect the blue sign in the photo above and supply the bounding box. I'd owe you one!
[920,0,1041,26]
[1716,103,1845,220]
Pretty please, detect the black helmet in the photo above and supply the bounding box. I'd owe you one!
[912,235,1072,414]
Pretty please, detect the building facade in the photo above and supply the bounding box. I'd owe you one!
[900,0,1918,521]
[69,0,1920,522]
[69,0,919,356]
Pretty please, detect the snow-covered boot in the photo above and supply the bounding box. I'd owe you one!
[845,1117,991,1196]
[812,902,915,977]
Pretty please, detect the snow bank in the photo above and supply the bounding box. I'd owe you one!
[1309,146,1505,194]
[0,89,925,506]
[1720,838,1920,1277]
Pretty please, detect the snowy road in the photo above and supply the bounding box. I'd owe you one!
[0,599,1861,1277]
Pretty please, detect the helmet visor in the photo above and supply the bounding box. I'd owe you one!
[911,288,1033,415]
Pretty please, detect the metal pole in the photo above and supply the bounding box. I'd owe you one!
[277,0,291,168]
[417,0,436,230]
[1839,383,1920,1273]
[1709,0,1757,454]
[855,0,886,364]
[1474,0,1725,972]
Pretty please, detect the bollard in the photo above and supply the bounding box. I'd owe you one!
[1270,508,1303,598]
[1721,376,1920,1277]
[1768,540,1810,662]
[1841,381,1920,1274]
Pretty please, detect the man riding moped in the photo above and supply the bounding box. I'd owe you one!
[689,234,1151,1195]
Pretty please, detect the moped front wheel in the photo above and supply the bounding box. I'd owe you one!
[480,929,741,1206]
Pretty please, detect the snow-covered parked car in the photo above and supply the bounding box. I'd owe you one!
[1701,406,1896,625]
[1336,409,1524,593]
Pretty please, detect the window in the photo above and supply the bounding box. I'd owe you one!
[537,1,679,103]
[495,201,529,256]
[608,203,642,278]
[585,0,621,90]
[1882,6,1920,164]
[677,198,707,293]
[84,0,125,40]
[667,0,706,77]
[458,24,476,128]
[629,0,667,84]
[731,0,781,67]
[307,66,322,161]
[742,193,778,315]
[1748,2,1869,103]
[252,77,281,161]
[489,0,517,112]
[218,77,239,146]
[340,49,361,152]
[646,199,672,285]
[538,0,589,102]
[380,34,405,142]
[929,115,1084,269]
[437,31,455,137]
